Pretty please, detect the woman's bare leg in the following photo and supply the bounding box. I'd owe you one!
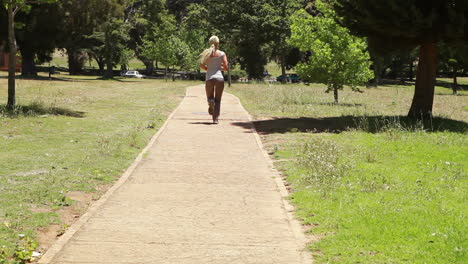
[205,80,215,116]
[205,80,215,100]
[213,79,225,122]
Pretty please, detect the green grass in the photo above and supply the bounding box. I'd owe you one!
[229,82,467,263]
[0,73,195,262]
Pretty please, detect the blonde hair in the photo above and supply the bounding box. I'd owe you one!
[199,36,220,64]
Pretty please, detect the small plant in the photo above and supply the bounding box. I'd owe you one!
[14,235,39,264]
[0,235,39,264]
[298,138,352,194]
[1,245,10,264]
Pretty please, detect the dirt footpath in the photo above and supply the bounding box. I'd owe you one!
[39,85,312,264]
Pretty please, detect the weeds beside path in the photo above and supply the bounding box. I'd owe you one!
[230,82,467,263]
[0,74,194,262]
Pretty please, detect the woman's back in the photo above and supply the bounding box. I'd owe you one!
[206,51,225,81]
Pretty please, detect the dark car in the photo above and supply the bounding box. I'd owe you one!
[276,73,301,83]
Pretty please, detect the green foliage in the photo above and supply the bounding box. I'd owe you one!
[289,3,373,102]
[333,0,468,117]
[166,0,205,22]
[439,44,468,83]
[205,0,303,79]
[178,3,209,70]
[103,19,131,77]
[333,0,468,50]
[0,231,39,264]
[55,0,127,73]
[126,0,166,66]
[12,3,61,75]
[85,16,131,77]
[141,11,193,74]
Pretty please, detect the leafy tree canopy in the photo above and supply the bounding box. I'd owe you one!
[334,0,468,118]
[289,2,373,103]
[334,0,468,51]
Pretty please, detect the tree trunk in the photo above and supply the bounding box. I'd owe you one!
[67,49,85,75]
[21,52,37,77]
[408,43,438,119]
[103,29,113,79]
[143,60,154,75]
[172,65,175,81]
[409,60,414,82]
[121,64,127,73]
[228,62,232,87]
[280,55,286,84]
[7,4,16,110]
[165,66,168,82]
[333,86,339,103]
[93,55,105,74]
[452,69,458,95]
[104,60,113,79]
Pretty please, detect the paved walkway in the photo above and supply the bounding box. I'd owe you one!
[40,85,311,264]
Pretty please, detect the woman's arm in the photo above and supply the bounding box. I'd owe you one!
[200,64,208,71]
[222,54,229,71]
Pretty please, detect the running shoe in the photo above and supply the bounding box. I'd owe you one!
[208,99,215,115]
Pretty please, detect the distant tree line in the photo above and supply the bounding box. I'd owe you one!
[1,0,467,117]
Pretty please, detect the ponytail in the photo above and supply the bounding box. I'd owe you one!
[199,44,216,64]
[199,36,220,64]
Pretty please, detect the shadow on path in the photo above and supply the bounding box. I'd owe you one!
[189,122,216,125]
[232,115,468,135]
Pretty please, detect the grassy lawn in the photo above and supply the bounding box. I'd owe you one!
[229,82,467,263]
[0,73,195,262]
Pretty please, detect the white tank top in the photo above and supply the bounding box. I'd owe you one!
[206,51,225,81]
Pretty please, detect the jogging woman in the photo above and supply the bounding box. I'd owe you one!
[200,36,229,124]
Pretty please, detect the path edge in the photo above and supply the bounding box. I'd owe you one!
[38,85,194,264]
[230,92,314,264]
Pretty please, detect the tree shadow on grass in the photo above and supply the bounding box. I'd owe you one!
[232,116,467,135]
[96,77,140,83]
[0,75,75,82]
[0,103,86,118]
[0,75,104,82]
[436,80,468,91]
[315,102,363,107]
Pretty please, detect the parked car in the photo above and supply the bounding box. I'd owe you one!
[276,73,301,83]
[123,71,145,78]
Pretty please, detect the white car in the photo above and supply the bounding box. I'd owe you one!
[123,71,144,78]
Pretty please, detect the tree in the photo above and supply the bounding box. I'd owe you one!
[166,0,204,22]
[179,3,209,72]
[102,19,131,78]
[126,0,166,74]
[269,0,302,83]
[333,0,468,118]
[119,48,134,72]
[3,0,56,109]
[140,11,179,80]
[57,0,125,75]
[204,0,300,79]
[439,43,468,95]
[13,2,61,76]
[289,4,373,103]
[85,31,106,73]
